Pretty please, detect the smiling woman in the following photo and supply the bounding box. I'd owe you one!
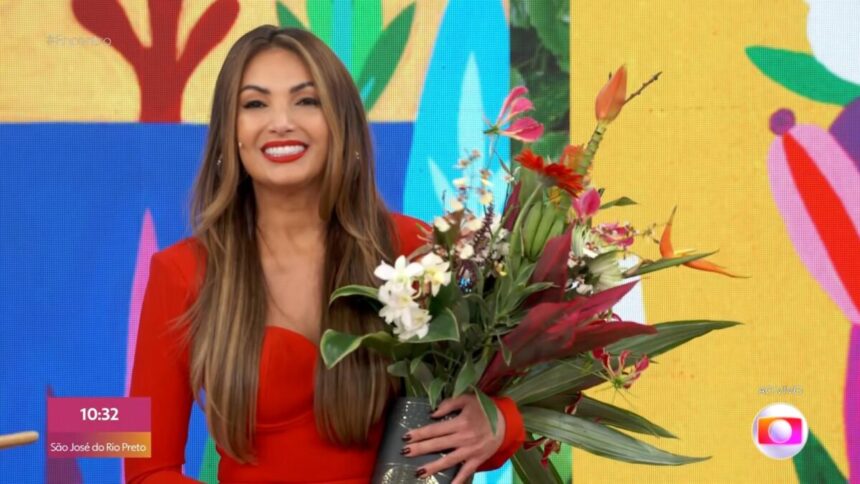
[237,50,329,189]
[124,25,524,484]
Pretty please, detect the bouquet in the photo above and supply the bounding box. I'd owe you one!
[322,66,741,481]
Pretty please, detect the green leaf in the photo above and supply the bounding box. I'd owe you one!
[792,429,847,484]
[505,320,739,404]
[428,378,446,409]
[355,3,416,110]
[530,74,570,129]
[428,277,462,316]
[511,445,565,484]
[532,131,570,160]
[320,329,398,368]
[511,66,526,89]
[474,387,499,436]
[407,307,460,343]
[746,46,860,106]
[599,196,637,209]
[410,358,434,396]
[509,0,532,29]
[276,2,305,29]
[626,252,717,277]
[387,360,410,378]
[328,284,378,304]
[498,333,514,365]
[525,0,569,72]
[606,320,742,358]
[453,358,477,397]
[350,0,382,79]
[522,407,708,465]
[306,0,333,46]
[533,394,676,438]
[504,358,597,405]
[198,437,220,483]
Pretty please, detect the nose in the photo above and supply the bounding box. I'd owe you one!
[268,105,295,135]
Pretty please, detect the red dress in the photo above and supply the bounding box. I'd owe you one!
[125,213,525,483]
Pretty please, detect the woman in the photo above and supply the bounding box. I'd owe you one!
[125,26,524,483]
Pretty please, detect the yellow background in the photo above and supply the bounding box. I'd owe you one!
[572,1,848,482]
[0,0,444,123]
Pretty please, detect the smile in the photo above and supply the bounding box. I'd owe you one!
[262,144,307,163]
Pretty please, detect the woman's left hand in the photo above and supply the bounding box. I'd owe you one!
[402,394,505,483]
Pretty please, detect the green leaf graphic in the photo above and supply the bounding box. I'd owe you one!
[746,46,860,106]
[355,3,415,110]
[276,2,305,30]
[351,0,382,79]
[792,430,847,484]
[307,0,333,46]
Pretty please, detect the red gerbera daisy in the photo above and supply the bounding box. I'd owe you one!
[514,148,584,195]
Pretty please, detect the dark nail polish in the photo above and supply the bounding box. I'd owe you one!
[400,447,411,456]
[415,468,426,478]
[402,433,412,442]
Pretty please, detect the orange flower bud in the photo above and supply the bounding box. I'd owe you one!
[595,65,627,122]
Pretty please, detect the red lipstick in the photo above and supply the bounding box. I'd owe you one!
[261,140,308,164]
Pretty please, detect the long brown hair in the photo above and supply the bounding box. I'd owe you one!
[185,25,396,463]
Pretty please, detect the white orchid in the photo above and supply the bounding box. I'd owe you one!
[419,253,452,296]
[374,255,424,289]
[457,242,475,260]
[392,306,432,341]
[434,216,452,233]
[377,282,419,324]
[587,251,624,291]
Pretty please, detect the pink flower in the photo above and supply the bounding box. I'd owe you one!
[498,117,544,143]
[485,86,544,143]
[592,347,650,389]
[572,188,601,220]
[495,86,534,126]
[594,222,634,249]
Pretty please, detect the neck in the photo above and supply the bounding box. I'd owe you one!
[253,182,327,258]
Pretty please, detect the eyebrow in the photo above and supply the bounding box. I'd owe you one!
[239,81,315,95]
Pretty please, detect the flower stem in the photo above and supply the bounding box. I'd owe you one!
[577,121,608,175]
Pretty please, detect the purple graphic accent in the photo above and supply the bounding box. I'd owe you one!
[770,108,796,135]
[768,120,860,480]
[767,125,860,322]
[125,210,159,396]
[848,324,860,484]
[830,97,860,173]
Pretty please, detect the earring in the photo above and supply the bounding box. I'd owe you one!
[238,141,244,149]
[354,150,360,161]
[216,155,223,167]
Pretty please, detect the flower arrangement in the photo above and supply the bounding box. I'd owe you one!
[321,66,741,479]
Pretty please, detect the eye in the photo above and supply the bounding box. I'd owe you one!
[243,100,265,109]
[298,97,321,107]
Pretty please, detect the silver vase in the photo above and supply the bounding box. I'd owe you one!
[372,397,461,483]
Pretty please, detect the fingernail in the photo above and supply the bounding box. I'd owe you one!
[400,447,411,456]
[402,433,412,442]
[415,468,426,478]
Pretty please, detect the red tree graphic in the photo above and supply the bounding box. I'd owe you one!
[72,0,239,122]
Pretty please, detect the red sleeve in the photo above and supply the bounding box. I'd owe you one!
[477,396,525,471]
[125,252,200,483]
[390,213,431,257]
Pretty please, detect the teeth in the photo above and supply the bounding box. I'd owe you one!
[264,145,305,156]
